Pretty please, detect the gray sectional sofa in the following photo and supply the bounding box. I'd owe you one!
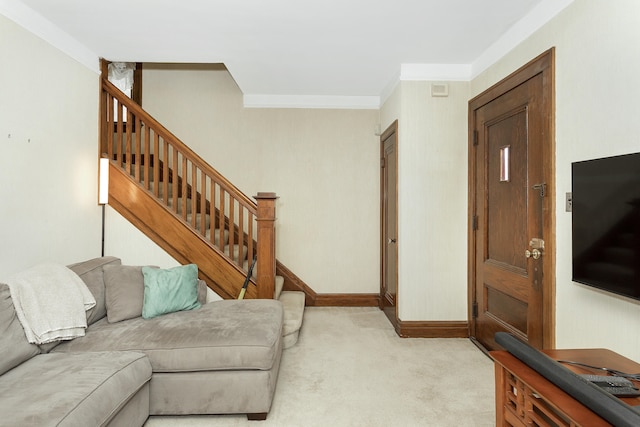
[0,256,284,426]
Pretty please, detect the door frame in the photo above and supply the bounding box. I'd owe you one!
[380,120,399,327]
[468,49,556,349]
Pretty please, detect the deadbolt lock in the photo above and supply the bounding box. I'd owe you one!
[526,238,544,259]
[529,238,545,250]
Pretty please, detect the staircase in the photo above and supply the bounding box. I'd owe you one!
[99,70,307,348]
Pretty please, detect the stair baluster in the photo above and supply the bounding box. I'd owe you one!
[99,72,277,300]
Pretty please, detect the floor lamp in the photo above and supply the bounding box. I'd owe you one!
[98,157,109,257]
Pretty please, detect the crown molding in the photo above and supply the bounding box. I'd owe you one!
[379,71,400,107]
[471,0,574,78]
[395,0,574,84]
[0,0,99,73]
[3,0,574,108]
[243,94,380,110]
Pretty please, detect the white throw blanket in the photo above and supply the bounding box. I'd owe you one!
[7,263,96,344]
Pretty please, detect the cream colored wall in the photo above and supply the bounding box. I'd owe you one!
[471,0,640,360]
[106,64,381,294]
[380,81,470,321]
[104,208,181,268]
[10,0,637,357]
[0,15,102,277]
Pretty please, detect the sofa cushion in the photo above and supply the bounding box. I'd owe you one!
[142,264,201,319]
[0,283,40,375]
[54,299,284,372]
[0,351,151,427]
[104,264,148,323]
[104,264,209,323]
[68,256,122,325]
[196,279,207,305]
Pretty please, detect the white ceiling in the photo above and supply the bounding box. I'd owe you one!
[7,0,572,107]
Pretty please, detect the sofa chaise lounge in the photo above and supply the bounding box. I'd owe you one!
[0,256,284,426]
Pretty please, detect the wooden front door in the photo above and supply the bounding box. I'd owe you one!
[380,120,398,325]
[469,50,555,350]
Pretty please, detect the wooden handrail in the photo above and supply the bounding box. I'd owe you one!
[101,79,257,209]
[100,76,277,299]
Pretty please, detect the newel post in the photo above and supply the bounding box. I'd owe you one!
[255,192,278,299]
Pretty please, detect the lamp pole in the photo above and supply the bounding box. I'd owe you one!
[101,204,106,257]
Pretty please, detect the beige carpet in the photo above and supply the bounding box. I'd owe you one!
[145,307,495,427]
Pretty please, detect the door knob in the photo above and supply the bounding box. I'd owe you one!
[525,249,541,259]
[388,238,397,244]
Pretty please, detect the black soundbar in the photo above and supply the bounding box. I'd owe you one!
[495,332,640,427]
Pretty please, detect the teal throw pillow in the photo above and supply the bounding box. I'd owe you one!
[142,264,201,319]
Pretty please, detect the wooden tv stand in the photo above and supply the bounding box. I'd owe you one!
[491,348,640,427]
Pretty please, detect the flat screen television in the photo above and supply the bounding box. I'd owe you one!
[571,152,640,300]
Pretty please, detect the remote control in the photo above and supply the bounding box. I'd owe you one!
[580,374,634,387]
[580,375,640,397]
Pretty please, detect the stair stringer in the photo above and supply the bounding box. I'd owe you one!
[108,163,258,300]
[276,261,317,306]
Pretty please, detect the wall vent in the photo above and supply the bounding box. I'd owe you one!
[431,83,449,97]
